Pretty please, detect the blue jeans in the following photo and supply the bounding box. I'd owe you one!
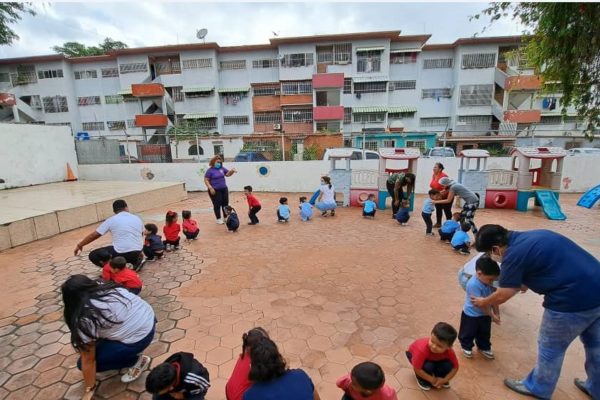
[316,200,336,211]
[523,305,600,399]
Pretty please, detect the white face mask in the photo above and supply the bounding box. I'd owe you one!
[489,247,503,263]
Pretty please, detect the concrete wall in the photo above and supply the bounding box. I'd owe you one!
[0,124,78,189]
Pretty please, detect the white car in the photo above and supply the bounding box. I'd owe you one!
[322,148,380,160]
[423,147,456,158]
[567,148,600,156]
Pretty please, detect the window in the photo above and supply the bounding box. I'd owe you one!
[357,50,382,73]
[423,58,453,69]
[252,59,278,68]
[170,86,184,102]
[185,118,217,129]
[254,84,280,96]
[254,112,281,124]
[316,121,341,132]
[283,108,312,123]
[406,140,426,152]
[220,60,246,70]
[383,139,395,148]
[390,52,418,64]
[457,115,492,126]
[281,53,314,68]
[344,108,352,124]
[107,120,126,130]
[46,122,71,127]
[389,80,416,91]
[539,116,563,125]
[420,117,450,128]
[343,78,352,94]
[334,43,352,63]
[22,95,42,109]
[119,63,148,74]
[364,140,379,151]
[388,112,414,120]
[82,121,105,131]
[188,145,204,156]
[459,84,493,107]
[354,113,386,123]
[37,69,63,79]
[461,53,496,69]
[13,65,37,84]
[77,96,101,106]
[74,70,97,80]
[105,95,124,104]
[0,72,9,82]
[223,115,250,125]
[101,67,119,78]
[281,81,312,95]
[213,143,224,156]
[182,58,212,69]
[127,119,136,128]
[354,82,387,94]
[422,88,452,99]
[42,96,68,113]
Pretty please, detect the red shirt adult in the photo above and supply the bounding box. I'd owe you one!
[225,353,252,400]
[246,194,261,208]
[336,373,398,400]
[163,223,181,241]
[430,171,448,191]
[102,264,143,289]
[408,337,459,370]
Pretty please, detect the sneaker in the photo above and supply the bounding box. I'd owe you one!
[216,218,224,225]
[415,376,431,391]
[459,249,471,255]
[462,348,473,358]
[442,383,451,389]
[573,378,591,397]
[321,211,328,217]
[433,223,442,228]
[121,355,151,383]
[479,349,495,359]
[173,246,180,251]
[248,222,256,225]
[426,232,435,236]
[330,210,335,216]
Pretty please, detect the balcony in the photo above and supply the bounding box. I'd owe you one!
[312,73,344,88]
[280,94,313,106]
[495,67,542,91]
[313,106,344,121]
[135,114,169,128]
[132,83,165,98]
[503,109,541,123]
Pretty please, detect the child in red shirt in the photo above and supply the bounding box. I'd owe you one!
[225,327,269,400]
[243,185,261,225]
[406,322,459,391]
[163,210,181,251]
[337,362,397,400]
[102,256,143,294]
[182,210,200,241]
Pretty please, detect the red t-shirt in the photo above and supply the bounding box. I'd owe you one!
[336,374,397,400]
[430,171,448,191]
[163,223,181,241]
[102,264,143,289]
[225,354,252,400]
[246,194,261,208]
[408,337,459,370]
[182,219,199,233]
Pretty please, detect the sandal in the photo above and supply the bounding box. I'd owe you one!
[121,355,151,383]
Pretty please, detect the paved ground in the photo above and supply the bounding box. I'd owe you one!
[0,192,598,400]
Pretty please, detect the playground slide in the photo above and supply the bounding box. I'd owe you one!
[535,190,567,221]
[577,184,600,209]
[309,190,320,205]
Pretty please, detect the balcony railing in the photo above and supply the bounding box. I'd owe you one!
[357,58,381,73]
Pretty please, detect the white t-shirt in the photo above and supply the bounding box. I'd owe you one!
[81,288,155,344]
[96,211,143,253]
[320,184,335,203]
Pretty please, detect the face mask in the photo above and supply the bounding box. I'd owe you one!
[215,162,222,169]
[489,247,503,263]
[320,180,325,185]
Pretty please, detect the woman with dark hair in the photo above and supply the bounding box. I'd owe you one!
[243,336,321,400]
[226,327,270,400]
[204,155,237,224]
[386,172,416,217]
[430,162,453,227]
[62,275,156,399]
[316,176,336,217]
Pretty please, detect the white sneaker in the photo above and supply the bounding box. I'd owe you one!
[216,218,225,225]
[479,349,495,359]
[121,355,151,383]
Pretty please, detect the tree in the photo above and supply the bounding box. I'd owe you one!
[52,37,128,57]
[474,3,600,138]
[0,2,35,45]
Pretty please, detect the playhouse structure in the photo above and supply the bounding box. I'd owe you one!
[375,148,420,210]
[457,149,489,209]
[326,148,353,207]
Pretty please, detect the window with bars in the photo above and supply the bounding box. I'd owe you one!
[37,69,63,79]
[539,116,563,125]
[123,95,138,102]
[343,78,352,94]
[28,95,42,109]
[42,96,68,113]
[420,117,450,128]
[252,59,278,68]
[82,121,105,131]
[316,43,352,64]
[281,53,314,68]
[283,108,313,123]
[170,86,184,102]
[223,115,250,125]
[459,84,493,107]
[364,140,379,151]
[78,96,101,106]
[357,51,382,73]
[406,140,426,152]
[220,60,246,70]
[281,81,312,95]
[107,120,126,130]
[343,138,353,147]
[127,119,136,128]
[0,72,10,82]
[182,58,213,69]
[422,88,452,99]
[354,82,387,94]
[390,52,418,64]
[354,113,386,123]
[457,115,492,126]
[119,63,148,74]
[383,140,396,148]
[74,70,98,80]
[254,84,281,96]
[316,121,341,132]
[46,122,72,127]
[344,108,352,124]
[101,67,119,78]
[254,112,282,124]
[154,60,182,75]
[423,58,453,69]
[461,53,496,69]
[388,112,414,120]
[185,118,218,129]
[389,80,416,91]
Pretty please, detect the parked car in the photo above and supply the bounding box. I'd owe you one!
[233,151,269,162]
[567,147,600,156]
[423,147,456,158]
[120,155,143,163]
[322,148,380,161]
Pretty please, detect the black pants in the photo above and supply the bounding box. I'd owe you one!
[386,181,405,217]
[89,246,143,268]
[459,311,492,351]
[341,395,353,400]
[128,287,142,295]
[208,187,229,219]
[153,392,205,400]
[183,230,199,239]
[163,238,180,247]
[435,201,453,226]
[421,212,433,233]
[277,210,289,221]
[439,229,454,241]
[249,205,261,224]
[453,243,470,252]
[362,210,376,217]
[406,351,454,378]
[143,247,163,260]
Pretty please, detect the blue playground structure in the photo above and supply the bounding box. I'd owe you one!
[577,184,600,209]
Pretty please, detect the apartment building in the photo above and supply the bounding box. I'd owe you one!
[0,30,590,161]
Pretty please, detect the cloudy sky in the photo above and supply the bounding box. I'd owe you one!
[0,2,525,58]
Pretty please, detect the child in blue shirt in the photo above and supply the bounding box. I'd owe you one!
[362,194,377,219]
[299,196,313,221]
[277,197,291,223]
[395,200,410,225]
[422,190,439,235]
[451,222,472,255]
[458,256,500,359]
[439,212,461,242]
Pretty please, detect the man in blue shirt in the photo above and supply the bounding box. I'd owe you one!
[472,225,600,399]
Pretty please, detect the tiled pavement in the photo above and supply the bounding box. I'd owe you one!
[0,192,598,400]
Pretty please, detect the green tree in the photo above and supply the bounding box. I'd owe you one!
[52,37,128,57]
[0,2,35,45]
[475,3,600,138]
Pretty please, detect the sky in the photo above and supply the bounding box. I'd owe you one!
[0,2,526,58]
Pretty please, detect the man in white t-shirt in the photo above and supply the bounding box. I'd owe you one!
[74,199,144,267]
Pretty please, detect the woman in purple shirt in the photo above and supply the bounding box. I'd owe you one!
[204,155,237,224]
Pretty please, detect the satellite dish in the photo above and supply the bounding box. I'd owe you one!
[197,28,208,42]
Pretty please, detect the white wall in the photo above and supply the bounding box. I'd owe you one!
[0,124,78,189]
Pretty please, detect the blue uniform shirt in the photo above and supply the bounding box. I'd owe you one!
[451,230,470,247]
[422,198,435,214]
[363,200,376,213]
[441,220,460,234]
[464,276,495,317]
[299,202,313,220]
[278,204,290,219]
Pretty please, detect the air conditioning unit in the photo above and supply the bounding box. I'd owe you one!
[273,123,281,130]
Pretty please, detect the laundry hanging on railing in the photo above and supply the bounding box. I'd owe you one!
[223,93,247,105]
[542,97,557,110]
